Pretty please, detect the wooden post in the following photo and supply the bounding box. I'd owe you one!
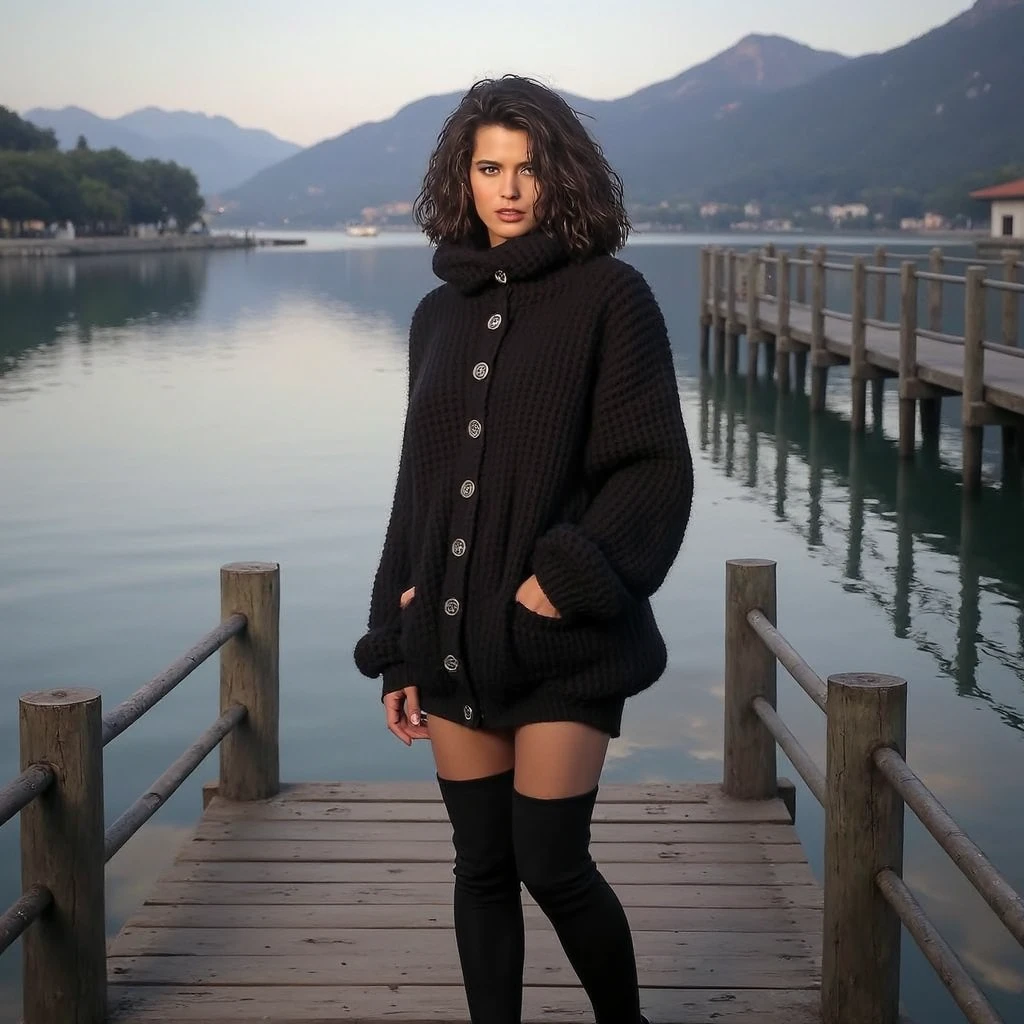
[796,244,808,305]
[1002,252,1019,347]
[921,248,945,442]
[219,561,281,801]
[726,250,739,374]
[928,247,943,332]
[811,247,828,412]
[713,249,727,371]
[1001,253,1019,482]
[898,262,918,458]
[962,268,986,495]
[709,247,721,364]
[821,673,907,1024]
[776,251,791,392]
[19,688,106,1024]
[699,248,711,366]
[746,250,760,379]
[874,246,887,321]
[851,257,868,432]
[723,559,777,800]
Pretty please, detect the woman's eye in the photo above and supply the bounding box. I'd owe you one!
[522,166,534,176]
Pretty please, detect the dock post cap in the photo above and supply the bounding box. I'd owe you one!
[19,687,101,707]
[826,672,907,691]
[726,557,777,568]
[220,561,280,574]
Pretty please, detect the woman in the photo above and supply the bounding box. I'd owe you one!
[354,75,693,1024]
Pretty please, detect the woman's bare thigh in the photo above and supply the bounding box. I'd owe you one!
[428,714,515,781]
[513,721,611,798]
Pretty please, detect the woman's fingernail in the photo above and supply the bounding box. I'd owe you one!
[410,713,420,726]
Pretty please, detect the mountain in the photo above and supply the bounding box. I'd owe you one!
[218,35,847,226]
[612,34,848,113]
[21,106,301,196]
[624,0,1024,205]
[219,0,1024,225]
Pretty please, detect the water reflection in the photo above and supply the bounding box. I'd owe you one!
[0,253,208,382]
[698,369,1024,733]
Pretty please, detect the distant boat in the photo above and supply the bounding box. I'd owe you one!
[346,224,378,237]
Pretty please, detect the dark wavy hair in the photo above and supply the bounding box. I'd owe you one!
[413,76,630,256]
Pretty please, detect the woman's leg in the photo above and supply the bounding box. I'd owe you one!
[429,715,521,1024]
[513,721,642,1024]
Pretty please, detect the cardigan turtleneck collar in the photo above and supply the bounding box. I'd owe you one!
[432,231,570,295]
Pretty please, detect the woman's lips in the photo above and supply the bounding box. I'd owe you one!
[496,210,525,222]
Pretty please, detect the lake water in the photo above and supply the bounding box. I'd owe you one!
[1,231,1022,1023]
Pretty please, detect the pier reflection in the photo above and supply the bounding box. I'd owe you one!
[698,369,1024,733]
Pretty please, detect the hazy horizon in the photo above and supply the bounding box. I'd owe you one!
[4,0,970,146]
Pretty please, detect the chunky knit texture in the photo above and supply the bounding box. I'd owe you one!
[353,231,694,735]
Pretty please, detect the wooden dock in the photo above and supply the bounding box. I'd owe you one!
[700,245,1024,492]
[104,780,821,1023]
[4,561,1023,1023]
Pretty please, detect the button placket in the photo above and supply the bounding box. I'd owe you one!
[437,289,511,720]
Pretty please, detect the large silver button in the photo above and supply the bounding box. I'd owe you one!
[495,270,507,284]
[487,313,502,330]
[468,419,482,439]
[444,598,460,616]
[463,705,473,720]
[472,362,489,381]
[460,480,475,499]
[444,655,460,672]
[452,538,467,557]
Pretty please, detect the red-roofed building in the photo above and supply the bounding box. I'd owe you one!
[970,178,1024,241]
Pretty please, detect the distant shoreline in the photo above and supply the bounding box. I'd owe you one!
[0,234,305,259]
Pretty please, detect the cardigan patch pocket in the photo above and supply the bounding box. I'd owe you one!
[510,600,607,683]
[399,595,450,691]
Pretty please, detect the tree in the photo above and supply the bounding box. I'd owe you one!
[0,185,52,232]
[0,106,57,152]
[78,177,127,232]
[75,135,89,152]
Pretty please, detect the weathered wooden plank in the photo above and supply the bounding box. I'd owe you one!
[143,881,824,908]
[122,902,824,934]
[106,951,820,989]
[201,796,791,825]
[193,817,801,845]
[256,781,715,803]
[159,858,817,886]
[203,798,791,825]
[108,926,819,959]
[106,984,822,1023]
[179,838,807,865]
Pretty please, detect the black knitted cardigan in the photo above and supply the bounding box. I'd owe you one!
[353,231,694,732]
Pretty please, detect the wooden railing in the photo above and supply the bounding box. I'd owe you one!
[0,561,280,1024]
[699,244,1024,492]
[725,557,1024,1024]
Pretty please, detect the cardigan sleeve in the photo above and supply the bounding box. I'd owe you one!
[352,300,428,698]
[531,266,694,624]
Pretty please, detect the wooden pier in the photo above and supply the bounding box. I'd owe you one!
[699,245,1024,492]
[104,780,820,1023]
[2,562,1023,1023]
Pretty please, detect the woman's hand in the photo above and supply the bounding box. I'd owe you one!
[386,587,427,745]
[385,685,429,746]
[515,574,560,618]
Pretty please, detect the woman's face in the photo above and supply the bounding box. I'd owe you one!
[469,124,539,247]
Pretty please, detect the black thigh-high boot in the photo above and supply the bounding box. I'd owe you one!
[513,786,642,1024]
[436,769,523,1024]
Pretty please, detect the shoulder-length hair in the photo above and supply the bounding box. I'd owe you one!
[413,75,630,257]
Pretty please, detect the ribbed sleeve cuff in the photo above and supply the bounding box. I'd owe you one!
[353,625,402,679]
[531,524,628,624]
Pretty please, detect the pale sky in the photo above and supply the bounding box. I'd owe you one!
[4,0,970,146]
